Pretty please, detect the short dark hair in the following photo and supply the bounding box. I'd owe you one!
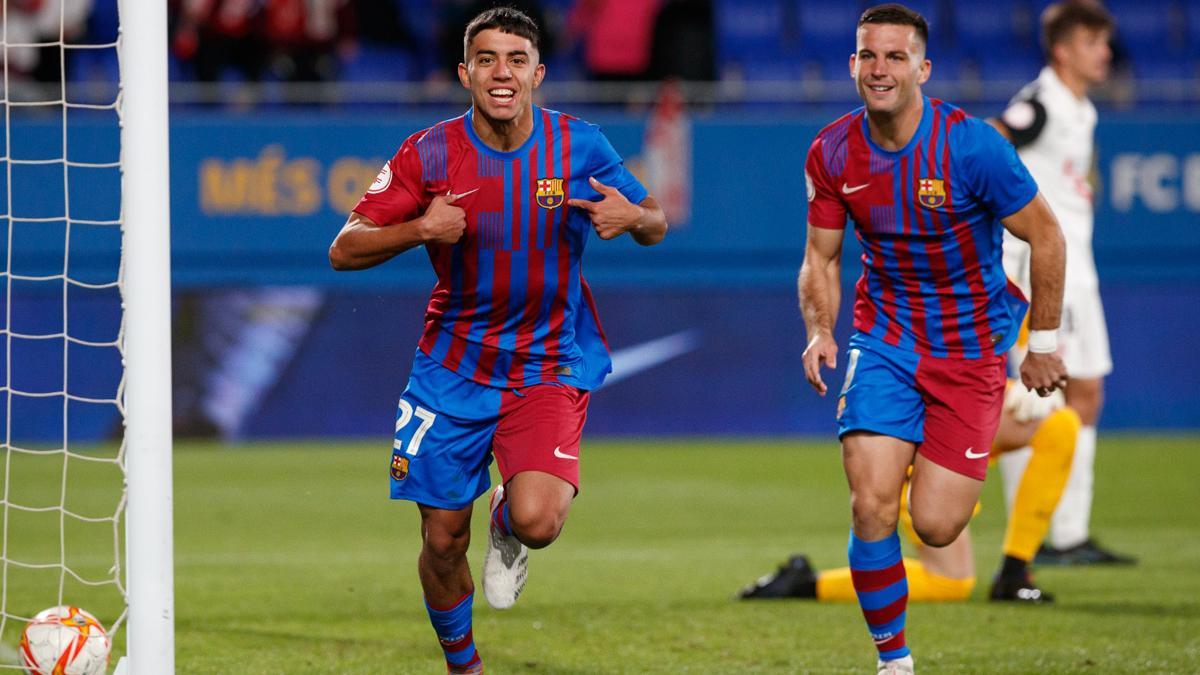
[463,7,541,60]
[858,4,929,48]
[1041,1,1114,60]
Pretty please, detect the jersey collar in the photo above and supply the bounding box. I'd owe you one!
[464,105,544,160]
[860,96,933,159]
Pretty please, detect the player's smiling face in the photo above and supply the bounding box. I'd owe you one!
[459,28,544,125]
[850,23,930,116]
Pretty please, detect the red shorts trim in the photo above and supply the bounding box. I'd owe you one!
[493,384,589,491]
[914,353,1007,481]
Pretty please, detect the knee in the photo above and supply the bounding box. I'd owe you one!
[911,516,967,548]
[423,523,471,562]
[509,508,565,549]
[849,491,900,537]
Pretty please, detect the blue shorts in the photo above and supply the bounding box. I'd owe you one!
[836,332,1006,480]
[390,350,589,510]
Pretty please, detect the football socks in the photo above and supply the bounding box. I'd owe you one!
[849,530,910,661]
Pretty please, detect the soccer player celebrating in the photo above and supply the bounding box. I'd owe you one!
[990,0,1134,567]
[328,8,667,673]
[798,5,1068,673]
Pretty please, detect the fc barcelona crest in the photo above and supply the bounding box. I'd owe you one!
[391,453,410,481]
[918,178,946,209]
[536,177,565,209]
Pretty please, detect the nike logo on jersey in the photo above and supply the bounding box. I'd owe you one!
[964,447,989,459]
[447,187,480,200]
[553,446,578,460]
[841,182,870,194]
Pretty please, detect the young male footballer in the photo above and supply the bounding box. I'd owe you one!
[796,4,1068,672]
[329,8,666,673]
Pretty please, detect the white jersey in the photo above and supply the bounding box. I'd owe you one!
[999,66,1099,291]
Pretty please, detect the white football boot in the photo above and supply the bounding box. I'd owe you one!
[482,483,528,610]
[877,655,915,674]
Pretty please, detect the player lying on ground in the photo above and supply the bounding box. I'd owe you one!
[740,376,1080,603]
[329,8,667,674]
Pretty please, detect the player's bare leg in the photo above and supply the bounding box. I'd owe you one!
[483,471,574,609]
[418,504,483,674]
[843,433,915,540]
[842,432,917,671]
[505,470,575,548]
[907,455,984,547]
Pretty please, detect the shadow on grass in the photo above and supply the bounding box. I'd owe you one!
[1054,600,1200,619]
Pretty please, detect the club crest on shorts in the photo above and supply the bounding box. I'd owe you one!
[917,177,946,209]
[391,452,410,481]
[536,177,565,209]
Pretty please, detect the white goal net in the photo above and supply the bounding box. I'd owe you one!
[0,0,173,671]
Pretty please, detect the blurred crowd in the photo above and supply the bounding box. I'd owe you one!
[0,0,1195,96]
[163,0,716,84]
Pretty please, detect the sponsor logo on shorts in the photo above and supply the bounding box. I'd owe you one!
[553,446,578,461]
[964,447,989,459]
[391,452,410,480]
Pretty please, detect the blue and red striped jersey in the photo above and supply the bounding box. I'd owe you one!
[353,106,648,390]
[805,97,1037,359]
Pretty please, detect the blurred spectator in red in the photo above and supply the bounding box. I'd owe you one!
[261,0,355,82]
[0,0,93,85]
[649,0,715,81]
[172,0,265,82]
[569,0,661,81]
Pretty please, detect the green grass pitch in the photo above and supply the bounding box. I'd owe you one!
[4,435,1198,673]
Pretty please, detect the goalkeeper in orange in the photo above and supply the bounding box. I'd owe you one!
[740,345,1080,603]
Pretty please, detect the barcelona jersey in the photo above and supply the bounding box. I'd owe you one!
[354,106,647,390]
[805,96,1038,359]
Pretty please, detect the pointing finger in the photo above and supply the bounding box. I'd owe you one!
[567,198,598,211]
[589,176,616,195]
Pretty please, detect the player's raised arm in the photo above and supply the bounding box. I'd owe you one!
[329,193,467,271]
[798,224,844,396]
[567,177,667,245]
[1002,192,1069,396]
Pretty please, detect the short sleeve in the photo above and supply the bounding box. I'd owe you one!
[586,128,649,205]
[352,138,426,226]
[804,137,847,230]
[959,120,1039,220]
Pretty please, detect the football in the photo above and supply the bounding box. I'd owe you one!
[18,606,111,675]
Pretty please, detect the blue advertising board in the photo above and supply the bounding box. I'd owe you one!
[5,109,1198,441]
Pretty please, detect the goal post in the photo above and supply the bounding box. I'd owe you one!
[118,0,175,671]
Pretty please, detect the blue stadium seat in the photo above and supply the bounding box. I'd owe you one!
[1188,2,1200,57]
[797,2,862,54]
[971,51,1042,83]
[718,0,799,80]
[951,0,1033,56]
[341,45,418,83]
[1105,0,1185,58]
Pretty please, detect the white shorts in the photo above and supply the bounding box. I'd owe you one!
[1059,286,1112,380]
